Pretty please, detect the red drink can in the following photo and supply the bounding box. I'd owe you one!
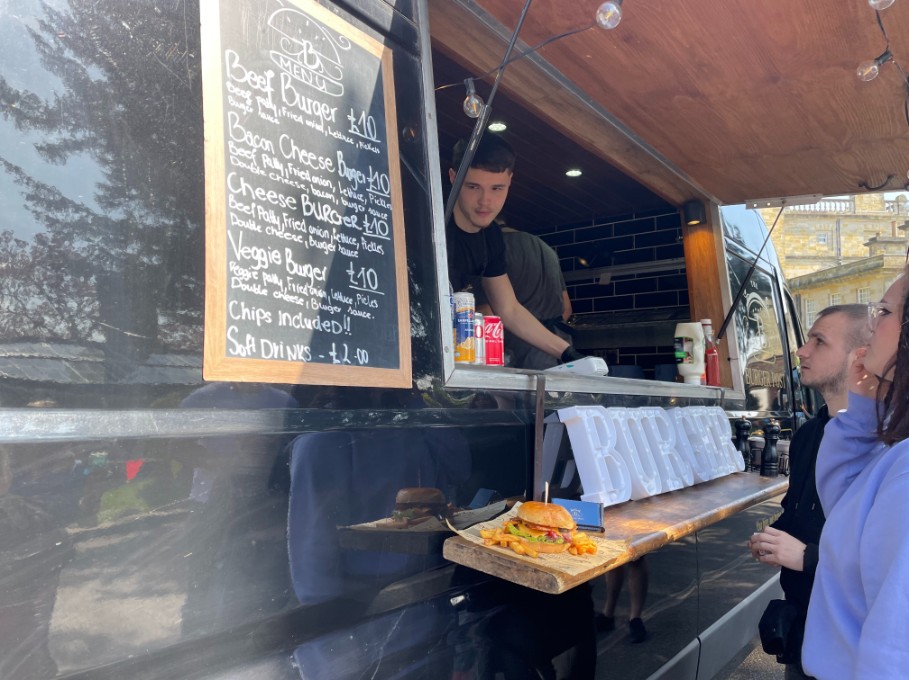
[484,315,504,366]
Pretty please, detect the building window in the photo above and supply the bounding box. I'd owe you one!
[829,293,842,306]
[857,287,871,304]
[817,232,829,245]
[805,299,816,320]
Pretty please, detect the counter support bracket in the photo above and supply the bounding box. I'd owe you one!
[532,374,545,501]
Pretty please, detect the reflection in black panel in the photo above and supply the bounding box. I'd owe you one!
[0,0,440,407]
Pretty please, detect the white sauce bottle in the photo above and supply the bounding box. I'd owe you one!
[673,322,706,385]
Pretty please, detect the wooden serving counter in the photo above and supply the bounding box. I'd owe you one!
[443,472,787,594]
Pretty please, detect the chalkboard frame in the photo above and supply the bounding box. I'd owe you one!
[201,0,412,387]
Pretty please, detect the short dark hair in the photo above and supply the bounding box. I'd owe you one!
[451,135,515,174]
[815,304,870,351]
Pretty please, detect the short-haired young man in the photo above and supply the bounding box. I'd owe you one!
[748,304,870,678]
[447,135,583,365]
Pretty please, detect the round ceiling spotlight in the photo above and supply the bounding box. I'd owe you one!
[565,169,583,177]
[488,121,507,132]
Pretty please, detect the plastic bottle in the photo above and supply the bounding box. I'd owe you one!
[701,319,720,387]
[673,322,705,385]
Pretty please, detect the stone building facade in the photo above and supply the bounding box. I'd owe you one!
[759,193,909,323]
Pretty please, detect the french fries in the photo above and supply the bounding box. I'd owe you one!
[568,531,597,556]
[479,527,534,556]
[479,526,596,559]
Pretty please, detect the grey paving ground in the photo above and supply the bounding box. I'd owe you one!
[714,635,784,679]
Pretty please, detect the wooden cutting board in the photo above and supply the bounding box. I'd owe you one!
[443,472,787,594]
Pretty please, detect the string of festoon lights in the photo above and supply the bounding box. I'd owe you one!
[442,0,625,223]
[441,1,625,118]
[857,1,909,121]
[854,0,909,190]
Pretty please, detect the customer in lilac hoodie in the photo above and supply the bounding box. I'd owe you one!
[802,270,909,679]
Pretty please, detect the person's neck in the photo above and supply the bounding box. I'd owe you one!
[452,208,479,234]
[823,390,848,414]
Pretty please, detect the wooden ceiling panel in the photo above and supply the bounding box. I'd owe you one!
[432,0,909,204]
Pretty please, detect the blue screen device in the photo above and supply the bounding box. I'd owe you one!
[552,498,604,532]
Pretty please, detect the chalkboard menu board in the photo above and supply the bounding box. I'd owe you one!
[201,0,411,387]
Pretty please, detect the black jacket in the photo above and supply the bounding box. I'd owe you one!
[771,405,830,613]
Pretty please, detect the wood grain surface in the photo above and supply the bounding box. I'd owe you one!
[443,472,787,594]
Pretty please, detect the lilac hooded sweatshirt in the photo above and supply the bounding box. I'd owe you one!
[802,393,909,679]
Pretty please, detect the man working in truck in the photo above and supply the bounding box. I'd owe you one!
[446,135,584,366]
[474,218,574,370]
[748,304,870,679]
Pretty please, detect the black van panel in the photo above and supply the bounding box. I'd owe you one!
[0,1,802,679]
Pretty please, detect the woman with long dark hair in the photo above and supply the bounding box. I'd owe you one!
[802,269,909,678]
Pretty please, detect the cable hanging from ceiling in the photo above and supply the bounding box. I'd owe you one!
[435,1,627,120]
[855,0,909,189]
[443,1,629,223]
[856,1,908,123]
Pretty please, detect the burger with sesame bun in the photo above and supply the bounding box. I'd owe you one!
[504,501,578,554]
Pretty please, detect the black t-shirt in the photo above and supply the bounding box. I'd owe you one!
[446,220,507,292]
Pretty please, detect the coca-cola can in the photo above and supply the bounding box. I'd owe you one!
[473,313,485,364]
[484,315,504,366]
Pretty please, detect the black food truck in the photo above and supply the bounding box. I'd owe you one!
[1,0,903,679]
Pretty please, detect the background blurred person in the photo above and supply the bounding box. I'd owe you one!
[475,219,574,370]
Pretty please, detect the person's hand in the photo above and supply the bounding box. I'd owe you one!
[747,531,767,560]
[749,527,806,571]
[560,346,585,364]
[849,348,889,400]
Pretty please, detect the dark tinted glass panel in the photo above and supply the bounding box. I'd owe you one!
[589,538,699,679]
[0,0,439,408]
[720,204,781,265]
[726,251,789,414]
[0,413,529,679]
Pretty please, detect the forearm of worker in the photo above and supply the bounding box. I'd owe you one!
[482,275,570,358]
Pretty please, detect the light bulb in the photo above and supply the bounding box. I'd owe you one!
[857,59,881,81]
[462,79,484,119]
[869,0,896,10]
[857,49,892,82]
[488,121,507,132]
[463,94,484,118]
[596,0,624,30]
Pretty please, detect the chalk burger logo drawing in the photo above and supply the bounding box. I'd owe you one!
[268,8,351,98]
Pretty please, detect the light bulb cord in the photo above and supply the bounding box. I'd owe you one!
[871,9,909,129]
[444,0,535,225]
[435,23,596,94]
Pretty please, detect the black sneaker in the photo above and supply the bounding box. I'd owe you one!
[595,614,615,632]
[627,617,647,643]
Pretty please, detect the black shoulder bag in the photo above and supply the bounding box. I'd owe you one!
[758,598,804,665]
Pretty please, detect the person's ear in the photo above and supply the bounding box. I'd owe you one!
[850,346,868,367]
[448,168,456,185]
